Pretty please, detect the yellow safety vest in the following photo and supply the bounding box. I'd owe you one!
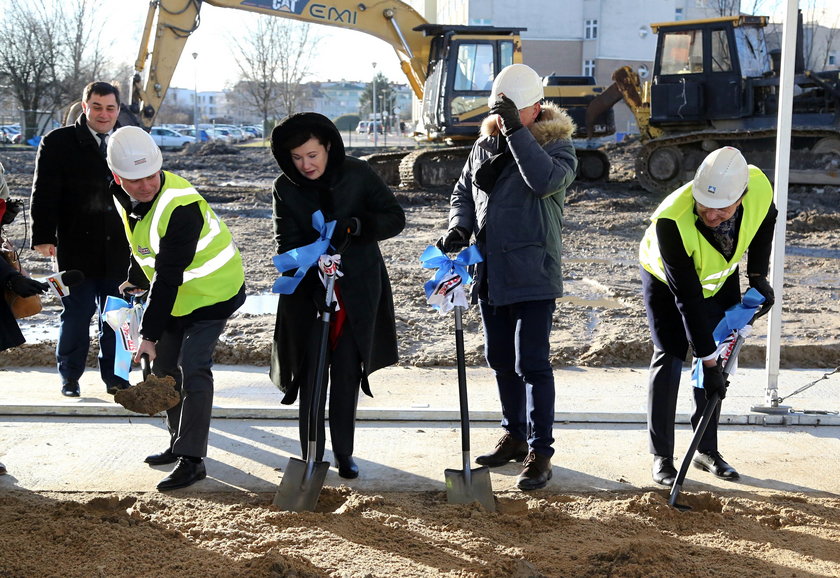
[115,171,244,316]
[639,166,772,298]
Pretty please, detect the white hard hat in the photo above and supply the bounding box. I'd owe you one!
[488,63,544,110]
[106,126,162,180]
[692,146,749,209]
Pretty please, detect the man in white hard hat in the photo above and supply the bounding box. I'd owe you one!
[639,146,777,486]
[106,126,245,491]
[438,63,578,490]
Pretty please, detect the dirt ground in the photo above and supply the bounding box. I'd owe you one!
[1,142,839,576]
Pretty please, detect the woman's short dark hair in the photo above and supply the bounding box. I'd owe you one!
[281,126,330,151]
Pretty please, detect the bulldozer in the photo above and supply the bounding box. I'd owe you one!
[126,0,614,188]
[592,14,840,194]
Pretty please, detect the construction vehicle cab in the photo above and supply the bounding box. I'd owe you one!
[607,14,840,194]
[650,16,774,125]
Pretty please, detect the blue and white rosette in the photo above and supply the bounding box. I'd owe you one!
[693,287,765,389]
[272,210,336,295]
[419,244,483,314]
[103,295,146,381]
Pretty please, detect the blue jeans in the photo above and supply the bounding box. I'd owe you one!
[56,277,127,389]
[479,299,556,457]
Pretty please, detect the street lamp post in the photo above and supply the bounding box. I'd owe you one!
[372,62,378,147]
[192,52,199,144]
[381,90,389,147]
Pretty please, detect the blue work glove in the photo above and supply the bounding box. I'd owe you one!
[748,276,774,317]
[703,361,728,401]
[489,95,523,136]
[435,226,469,253]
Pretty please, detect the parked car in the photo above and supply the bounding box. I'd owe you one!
[1,126,22,144]
[150,127,195,150]
[205,127,234,144]
[355,121,369,134]
[178,127,211,142]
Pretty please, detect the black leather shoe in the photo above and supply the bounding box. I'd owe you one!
[145,448,178,465]
[335,454,359,479]
[61,381,80,397]
[156,458,206,491]
[693,450,739,480]
[516,451,552,490]
[106,381,131,395]
[652,455,677,486]
[475,433,529,467]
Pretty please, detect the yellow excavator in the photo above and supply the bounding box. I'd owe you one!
[129,0,615,187]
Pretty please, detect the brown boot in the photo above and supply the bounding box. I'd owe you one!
[516,451,552,490]
[475,432,529,467]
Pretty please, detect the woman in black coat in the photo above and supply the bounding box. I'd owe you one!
[269,113,405,478]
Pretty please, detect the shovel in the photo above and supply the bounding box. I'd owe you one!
[668,319,752,511]
[444,305,496,511]
[113,353,180,416]
[273,257,338,512]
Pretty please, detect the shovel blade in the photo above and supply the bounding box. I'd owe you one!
[273,456,330,512]
[444,466,495,512]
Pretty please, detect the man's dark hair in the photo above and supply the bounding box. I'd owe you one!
[82,81,120,104]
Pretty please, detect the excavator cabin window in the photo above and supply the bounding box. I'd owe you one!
[454,44,496,91]
[660,31,703,75]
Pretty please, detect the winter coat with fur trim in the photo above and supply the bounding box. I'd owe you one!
[447,102,578,306]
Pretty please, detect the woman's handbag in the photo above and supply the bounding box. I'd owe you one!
[1,235,43,319]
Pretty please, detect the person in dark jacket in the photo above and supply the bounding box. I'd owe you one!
[639,146,777,486]
[269,112,405,479]
[107,126,245,491]
[2,162,50,353]
[29,81,131,397]
[438,64,578,491]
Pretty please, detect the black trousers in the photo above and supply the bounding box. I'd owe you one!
[298,320,363,461]
[154,317,228,459]
[647,347,720,457]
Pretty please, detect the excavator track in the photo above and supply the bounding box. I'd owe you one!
[397,147,473,189]
[636,129,840,195]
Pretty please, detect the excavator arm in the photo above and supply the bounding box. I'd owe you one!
[132,0,431,127]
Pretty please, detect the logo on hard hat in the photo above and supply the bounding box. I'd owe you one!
[134,158,148,166]
[707,185,716,194]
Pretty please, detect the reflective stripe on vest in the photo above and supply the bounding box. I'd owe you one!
[115,171,244,316]
[639,166,772,298]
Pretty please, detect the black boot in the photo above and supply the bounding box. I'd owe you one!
[693,450,739,480]
[335,454,359,479]
[475,433,529,467]
[157,457,206,491]
[652,455,677,486]
[516,451,552,490]
[145,448,178,465]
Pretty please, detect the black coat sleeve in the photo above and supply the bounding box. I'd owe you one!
[656,218,719,358]
[746,202,777,277]
[140,203,202,341]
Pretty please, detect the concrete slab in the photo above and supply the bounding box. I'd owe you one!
[1,365,838,495]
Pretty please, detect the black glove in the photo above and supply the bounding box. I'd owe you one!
[1,198,21,225]
[489,95,523,136]
[6,273,49,297]
[436,226,469,253]
[749,275,775,317]
[331,216,361,252]
[702,361,728,401]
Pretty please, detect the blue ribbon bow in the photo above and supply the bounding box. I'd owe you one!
[272,210,336,295]
[419,244,483,301]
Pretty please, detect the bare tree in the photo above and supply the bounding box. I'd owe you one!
[0,0,111,139]
[232,16,318,132]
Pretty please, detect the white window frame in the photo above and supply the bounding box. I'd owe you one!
[585,19,598,40]
[583,59,595,77]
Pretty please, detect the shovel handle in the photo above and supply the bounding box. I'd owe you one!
[454,306,471,455]
[140,353,151,381]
